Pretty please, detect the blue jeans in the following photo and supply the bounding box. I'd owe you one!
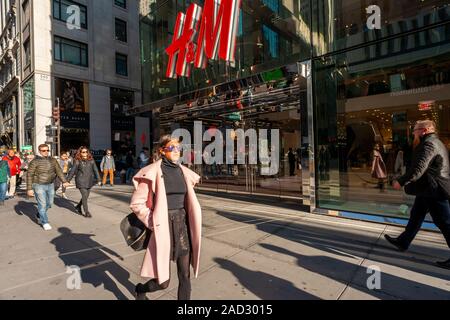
[126,167,135,182]
[0,182,7,201]
[33,183,55,225]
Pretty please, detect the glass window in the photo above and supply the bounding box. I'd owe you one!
[53,0,88,29]
[54,36,88,67]
[22,0,31,27]
[115,18,127,42]
[116,53,128,76]
[312,0,450,56]
[140,0,312,103]
[114,0,126,9]
[23,39,31,66]
[314,24,450,219]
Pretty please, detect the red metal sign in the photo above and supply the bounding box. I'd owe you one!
[165,0,242,78]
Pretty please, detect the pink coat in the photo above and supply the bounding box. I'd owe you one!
[130,159,202,284]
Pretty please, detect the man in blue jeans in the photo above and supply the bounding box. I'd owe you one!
[387,120,450,270]
[27,144,70,231]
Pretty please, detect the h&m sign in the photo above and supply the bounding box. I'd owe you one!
[166,0,241,79]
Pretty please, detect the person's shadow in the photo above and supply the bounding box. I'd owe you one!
[53,196,81,214]
[14,196,81,226]
[259,243,450,300]
[14,201,40,225]
[51,227,135,300]
[213,258,320,300]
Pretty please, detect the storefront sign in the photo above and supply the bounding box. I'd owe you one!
[418,100,435,111]
[111,116,135,131]
[166,0,242,78]
[60,112,90,129]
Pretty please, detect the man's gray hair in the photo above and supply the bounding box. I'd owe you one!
[415,120,437,132]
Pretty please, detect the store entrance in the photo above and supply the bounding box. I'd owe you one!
[158,63,308,200]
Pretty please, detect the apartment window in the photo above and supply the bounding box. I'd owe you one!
[53,0,88,29]
[54,36,88,67]
[116,53,128,76]
[22,0,31,28]
[115,18,127,43]
[23,39,31,66]
[114,0,126,9]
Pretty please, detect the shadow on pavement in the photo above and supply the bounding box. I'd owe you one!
[213,257,320,300]
[51,227,135,300]
[215,210,450,283]
[53,196,81,214]
[260,243,449,300]
[14,201,40,226]
[14,196,82,226]
[197,189,307,212]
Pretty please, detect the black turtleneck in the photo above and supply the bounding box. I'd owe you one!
[161,156,187,210]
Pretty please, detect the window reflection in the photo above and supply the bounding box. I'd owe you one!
[315,27,450,218]
[313,0,450,55]
[140,0,311,102]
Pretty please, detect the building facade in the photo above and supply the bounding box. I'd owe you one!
[135,0,450,228]
[3,0,149,159]
[0,0,20,151]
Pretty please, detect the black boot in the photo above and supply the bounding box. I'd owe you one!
[75,203,83,215]
[384,234,408,252]
[135,284,148,300]
[436,258,450,270]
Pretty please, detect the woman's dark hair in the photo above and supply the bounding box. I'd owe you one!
[74,146,93,161]
[158,135,180,150]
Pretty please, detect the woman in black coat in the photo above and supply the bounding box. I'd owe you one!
[67,147,101,218]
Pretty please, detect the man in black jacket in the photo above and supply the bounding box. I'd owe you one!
[27,144,70,231]
[386,120,450,269]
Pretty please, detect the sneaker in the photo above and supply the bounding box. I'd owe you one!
[436,258,450,270]
[85,212,92,218]
[43,223,52,231]
[384,234,408,252]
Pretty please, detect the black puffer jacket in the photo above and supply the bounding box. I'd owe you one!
[67,159,101,189]
[398,133,450,198]
[27,156,66,190]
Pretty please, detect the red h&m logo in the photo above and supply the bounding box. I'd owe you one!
[165,0,242,79]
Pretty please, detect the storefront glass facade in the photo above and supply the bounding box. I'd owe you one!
[314,23,450,219]
[55,77,90,151]
[141,0,311,102]
[139,0,450,222]
[110,88,136,157]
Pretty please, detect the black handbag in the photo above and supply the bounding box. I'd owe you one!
[120,213,151,251]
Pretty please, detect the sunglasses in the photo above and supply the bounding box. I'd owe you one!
[40,149,49,152]
[164,145,182,152]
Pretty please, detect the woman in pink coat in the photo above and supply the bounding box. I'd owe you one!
[371,144,387,191]
[130,135,202,300]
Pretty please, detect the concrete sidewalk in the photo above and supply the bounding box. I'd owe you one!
[0,185,448,300]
